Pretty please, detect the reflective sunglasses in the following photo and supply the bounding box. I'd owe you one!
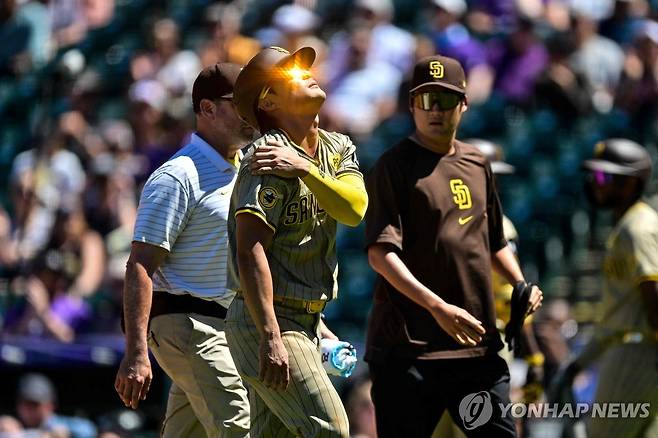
[413,91,463,111]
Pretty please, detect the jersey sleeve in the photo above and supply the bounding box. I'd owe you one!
[233,165,290,233]
[133,171,191,251]
[336,134,363,178]
[364,155,404,251]
[485,162,507,252]
[628,221,658,283]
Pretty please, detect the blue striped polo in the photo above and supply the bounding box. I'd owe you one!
[133,133,239,307]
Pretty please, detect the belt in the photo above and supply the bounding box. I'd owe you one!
[272,295,326,314]
[236,293,326,314]
[150,291,228,320]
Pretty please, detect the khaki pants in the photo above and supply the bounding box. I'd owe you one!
[225,298,349,438]
[148,313,250,438]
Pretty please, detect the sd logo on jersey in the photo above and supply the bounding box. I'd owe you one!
[450,179,472,209]
[258,187,280,209]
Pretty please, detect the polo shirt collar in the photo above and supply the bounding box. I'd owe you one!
[191,133,238,173]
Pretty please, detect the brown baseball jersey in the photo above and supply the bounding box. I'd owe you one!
[365,137,507,361]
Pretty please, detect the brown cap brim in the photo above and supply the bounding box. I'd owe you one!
[278,46,316,70]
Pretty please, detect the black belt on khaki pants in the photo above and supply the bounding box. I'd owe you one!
[150,291,228,320]
[235,293,326,314]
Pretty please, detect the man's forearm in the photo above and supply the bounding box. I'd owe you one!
[302,168,368,227]
[368,246,444,312]
[237,243,280,338]
[123,261,153,355]
[492,245,525,285]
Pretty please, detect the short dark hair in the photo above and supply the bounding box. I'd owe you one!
[192,63,241,113]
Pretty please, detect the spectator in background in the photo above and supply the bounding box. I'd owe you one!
[534,32,591,127]
[600,0,646,46]
[570,7,625,113]
[150,18,201,96]
[0,0,33,77]
[323,24,401,138]
[15,373,97,438]
[16,0,52,69]
[353,0,414,74]
[270,4,327,64]
[615,19,658,140]
[7,129,87,262]
[127,79,178,175]
[5,205,104,342]
[198,3,261,67]
[50,0,88,49]
[325,0,414,86]
[426,0,494,104]
[490,17,548,106]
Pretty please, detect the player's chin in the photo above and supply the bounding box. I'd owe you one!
[307,88,327,101]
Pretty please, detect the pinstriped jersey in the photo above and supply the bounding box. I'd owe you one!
[227,128,362,302]
[600,201,658,334]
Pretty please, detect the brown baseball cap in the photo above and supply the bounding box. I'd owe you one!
[192,62,242,113]
[233,46,316,129]
[410,55,467,95]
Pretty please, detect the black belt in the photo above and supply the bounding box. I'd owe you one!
[150,291,227,320]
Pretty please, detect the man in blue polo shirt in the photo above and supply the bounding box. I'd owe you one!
[115,63,253,438]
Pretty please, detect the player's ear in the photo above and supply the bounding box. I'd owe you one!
[408,94,415,114]
[199,99,217,119]
[258,95,277,113]
[461,96,468,113]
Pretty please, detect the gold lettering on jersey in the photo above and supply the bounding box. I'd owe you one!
[429,61,444,79]
[258,187,280,209]
[284,193,325,225]
[332,154,341,170]
[450,179,472,210]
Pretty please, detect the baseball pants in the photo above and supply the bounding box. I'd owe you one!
[225,297,349,438]
[148,313,251,438]
[369,353,516,438]
[588,343,658,438]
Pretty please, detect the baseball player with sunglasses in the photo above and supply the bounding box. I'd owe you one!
[364,55,543,438]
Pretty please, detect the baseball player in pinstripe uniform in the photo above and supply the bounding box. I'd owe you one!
[225,46,368,437]
[114,63,252,437]
[554,139,658,437]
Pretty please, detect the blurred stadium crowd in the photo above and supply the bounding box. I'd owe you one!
[1,0,658,436]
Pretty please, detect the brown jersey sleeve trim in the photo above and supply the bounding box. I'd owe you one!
[365,234,403,252]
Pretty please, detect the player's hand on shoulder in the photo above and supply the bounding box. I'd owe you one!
[430,301,486,347]
[259,332,290,390]
[115,351,152,409]
[249,138,310,178]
